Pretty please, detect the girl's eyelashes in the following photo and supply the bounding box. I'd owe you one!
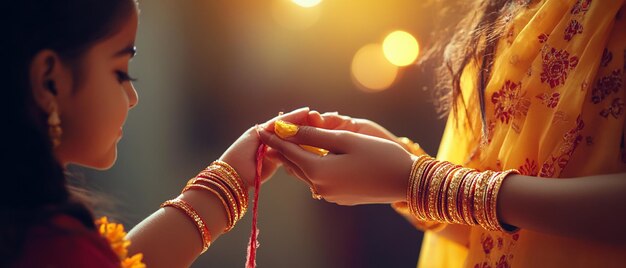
[115,70,138,83]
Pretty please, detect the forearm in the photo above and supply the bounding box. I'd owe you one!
[498,173,626,245]
[126,190,232,268]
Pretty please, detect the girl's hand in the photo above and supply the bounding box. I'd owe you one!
[307,111,399,141]
[219,107,310,189]
[307,111,423,154]
[259,124,415,205]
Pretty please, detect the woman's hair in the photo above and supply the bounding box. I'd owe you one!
[0,0,136,264]
[431,0,528,135]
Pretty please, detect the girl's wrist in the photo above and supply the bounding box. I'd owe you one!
[393,154,420,203]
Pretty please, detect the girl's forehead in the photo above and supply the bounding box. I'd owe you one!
[90,10,139,58]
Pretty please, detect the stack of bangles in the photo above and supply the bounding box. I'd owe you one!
[160,160,248,254]
[407,154,519,233]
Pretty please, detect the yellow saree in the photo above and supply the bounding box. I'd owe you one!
[399,0,626,267]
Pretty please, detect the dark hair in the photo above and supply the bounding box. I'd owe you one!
[0,0,136,264]
[430,0,528,137]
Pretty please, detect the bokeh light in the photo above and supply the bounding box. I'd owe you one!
[273,0,321,30]
[382,30,420,66]
[291,0,322,8]
[351,43,399,92]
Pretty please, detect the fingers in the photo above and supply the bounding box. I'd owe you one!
[284,125,353,154]
[262,107,310,131]
[307,110,325,128]
[260,149,281,179]
[265,148,313,188]
[258,129,318,167]
[318,112,356,130]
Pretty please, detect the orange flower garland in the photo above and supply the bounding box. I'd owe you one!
[96,217,146,268]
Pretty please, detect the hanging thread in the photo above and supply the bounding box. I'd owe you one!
[246,142,267,268]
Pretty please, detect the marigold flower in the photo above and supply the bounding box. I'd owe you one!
[96,217,146,268]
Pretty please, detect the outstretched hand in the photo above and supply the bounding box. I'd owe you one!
[307,111,400,141]
[259,122,415,205]
[218,107,311,189]
[306,111,424,154]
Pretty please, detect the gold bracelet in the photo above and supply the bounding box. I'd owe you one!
[407,155,432,219]
[486,169,519,232]
[206,166,248,213]
[413,157,435,220]
[446,168,472,224]
[206,162,248,212]
[461,171,480,225]
[205,165,247,204]
[405,156,520,232]
[428,161,454,221]
[438,165,462,223]
[418,160,443,220]
[212,160,247,192]
[183,183,235,232]
[198,169,246,216]
[474,170,496,229]
[192,176,241,222]
[161,199,211,253]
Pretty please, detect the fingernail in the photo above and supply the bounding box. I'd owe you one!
[300,145,329,156]
[258,129,271,141]
[274,120,299,139]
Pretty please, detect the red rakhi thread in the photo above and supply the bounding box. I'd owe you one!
[246,142,267,268]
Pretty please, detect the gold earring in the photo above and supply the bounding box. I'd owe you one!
[48,102,62,147]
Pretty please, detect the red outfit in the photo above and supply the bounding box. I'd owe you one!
[11,214,119,268]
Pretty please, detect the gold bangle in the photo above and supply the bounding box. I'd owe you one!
[461,171,479,225]
[201,166,247,206]
[435,165,454,222]
[428,161,454,221]
[473,170,494,229]
[487,169,519,232]
[206,165,247,203]
[183,183,235,232]
[212,160,247,191]
[407,155,432,219]
[438,166,461,223]
[206,163,249,212]
[412,157,435,219]
[415,158,438,220]
[161,199,211,253]
[445,168,472,224]
[200,168,247,215]
[439,165,470,223]
[404,157,521,232]
[418,160,442,220]
[484,171,499,230]
[192,176,241,222]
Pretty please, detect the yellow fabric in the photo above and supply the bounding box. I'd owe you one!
[404,0,626,267]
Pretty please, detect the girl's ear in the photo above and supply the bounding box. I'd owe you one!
[29,50,73,114]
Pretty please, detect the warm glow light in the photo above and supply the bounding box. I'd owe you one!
[351,44,398,92]
[291,0,322,8]
[382,30,420,67]
[273,0,321,30]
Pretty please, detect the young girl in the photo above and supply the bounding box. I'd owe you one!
[2,1,309,267]
[261,0,626,267]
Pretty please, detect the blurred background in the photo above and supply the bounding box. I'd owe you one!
[78,0,464,267]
